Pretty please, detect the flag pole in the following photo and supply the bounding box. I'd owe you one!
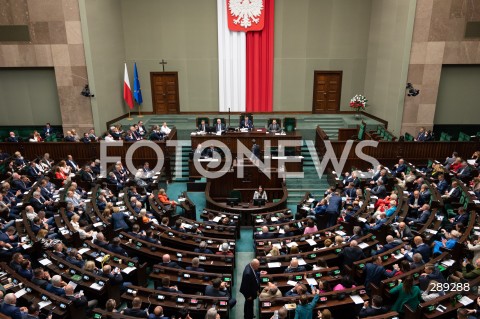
[127,110,133,120]
[138,104,143,118]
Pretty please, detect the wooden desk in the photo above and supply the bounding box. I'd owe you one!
[191,130,302,154]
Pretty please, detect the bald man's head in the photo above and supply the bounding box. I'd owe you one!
[250,259,260,270]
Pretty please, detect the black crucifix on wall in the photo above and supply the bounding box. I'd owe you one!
[159,59,167,72]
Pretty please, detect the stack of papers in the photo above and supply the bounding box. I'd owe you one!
[90,283,103,290]
[358,242,369,249]
[38,301,52,309]
[306,278,317,285]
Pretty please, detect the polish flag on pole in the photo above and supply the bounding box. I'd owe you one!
[123,63,134,109]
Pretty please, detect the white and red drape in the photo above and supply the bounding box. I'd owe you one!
[217,0,274,113]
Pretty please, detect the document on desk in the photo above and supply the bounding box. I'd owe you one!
[122,266,137,274]
[306,239,317,246]
[38,301,52,309]
[306,278,318,286]
[459,296,474,306]
[350,295,364,305]
[267,262,282,268]
[15,288,27,298]
[296,258,307,266]
[68,281,78,290]
[90,283,103,290]
[39,258,52,266]
[78,248,90,255]
[358,242,369,249]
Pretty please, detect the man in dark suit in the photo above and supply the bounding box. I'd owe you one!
[455,161,472,182]
[241,116,253,129]
[66,155,79,173]
[205,145,217,158]
[198,120,209,132]
[407,190,425,217]
[215,119,225,133]
[406,204,431,225]
[256,226,274,239]
[43,123,54,139]
[64,285,97,310]
[6,132,19,143]
[31,267,51,289]
[443,181,461,203]
[137,121,147,138]
[160,254,182,269]
[364,256,397,292]
[392,159,407,177]
[403,236,431,263]
[419,184,431,203]
[343,182,357,198]
[445,207,469,231]
[240,259,263,319]
[339,240,366,267]
[149,125,165,140]
[107,237,128,256]
[372,235,398,255]
[393,222,414,242]
[0,293,28,319]
[433,174,449,194]
[251,139,260,162]
[368,180,387,199]
[27,162,43,180]
[80,165,96,182]
[359,295,388,318]
[156,277,182,294]
[46,275,66,297]
[205,278,236,308]
[268,119,281,133]
[186,257,205,272]
[122,297,148,318]
[284,259,307,273]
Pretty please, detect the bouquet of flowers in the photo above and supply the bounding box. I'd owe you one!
[349,94,368,111]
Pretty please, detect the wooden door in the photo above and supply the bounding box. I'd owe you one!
[150,72,180,114]
[312,71,342,113]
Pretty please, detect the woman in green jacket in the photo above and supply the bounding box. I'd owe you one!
[390,276,422,314]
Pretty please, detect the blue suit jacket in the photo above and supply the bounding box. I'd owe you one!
[412,244,431,263]
[436,180,449,194]
[0,303,24,319]
[241,120,253,129]
[111,212,129,230]
[364,263,396,289]
[326,195,342,213]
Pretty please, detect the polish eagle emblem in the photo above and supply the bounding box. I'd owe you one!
[228,0,264,31]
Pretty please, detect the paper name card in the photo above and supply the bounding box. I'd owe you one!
[268,262,282,268]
